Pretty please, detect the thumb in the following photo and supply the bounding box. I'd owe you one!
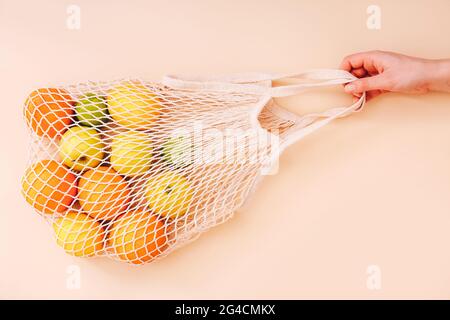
[344,75,386,93]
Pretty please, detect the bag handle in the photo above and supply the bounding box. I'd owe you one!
[261,70,366,150]
[279,93,365,150]
[162,70,366,150]
[268,69,357,97]
[162,73,272,95]
[162,69,357,96]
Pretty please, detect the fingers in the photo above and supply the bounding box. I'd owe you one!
[350,67,367,78]
[350,89,383,103]
[344,74,386,94]
[365,90,383,101]
[340,50,384,74]
[344,74,387,102]
[340,50,394,102]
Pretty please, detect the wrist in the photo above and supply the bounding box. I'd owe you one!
[425,59,450,92]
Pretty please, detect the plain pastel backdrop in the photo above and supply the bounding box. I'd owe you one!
[1,0,450,299]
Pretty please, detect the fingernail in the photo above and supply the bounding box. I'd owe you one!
[345,84,355,93]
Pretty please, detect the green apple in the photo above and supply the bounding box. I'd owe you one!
[145,171,194,219]
[110,131,153,177]
[75,93,109,127]
[59,126,105,172]
[162,135,193,168]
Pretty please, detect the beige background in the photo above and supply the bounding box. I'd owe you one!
[1,0,450,299]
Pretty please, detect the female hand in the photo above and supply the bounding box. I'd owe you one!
[340,51,450,101]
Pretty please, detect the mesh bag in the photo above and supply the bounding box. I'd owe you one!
[21,69,365,265]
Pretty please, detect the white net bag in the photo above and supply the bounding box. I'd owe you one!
[21,69,365,265]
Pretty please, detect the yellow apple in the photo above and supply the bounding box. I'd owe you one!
[145,171,194,219]
[110,130,153,177]
[52,211,105,257]
[59,126,105,172]
[107,82,161,130]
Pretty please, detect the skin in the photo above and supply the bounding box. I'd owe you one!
[340,51,450,101]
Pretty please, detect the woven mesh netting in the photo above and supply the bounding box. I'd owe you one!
[21,79,292,265]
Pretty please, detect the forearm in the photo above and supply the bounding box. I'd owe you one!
[426,59,450,93]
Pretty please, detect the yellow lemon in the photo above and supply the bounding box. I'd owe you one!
[53,211,105,257]
[107,82,161,130]
[110,131,153,177]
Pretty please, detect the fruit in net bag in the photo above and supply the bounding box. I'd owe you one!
[110,130,153,177]
[21,69,365,264]
[108,211,169,264]
[21,160,77,215]
[53,212,105,257]
[59,126,106,172]
[145,171,194,220]
[162,134,194,168]
[24,88,75,139]
[107,82,161,130]
[78,166,131,221]
[75,93,109,127]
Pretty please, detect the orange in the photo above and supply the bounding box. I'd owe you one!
[78,166,131,221]
[108,211,169,264]
[21,160,77,214]
[24,88,75,139]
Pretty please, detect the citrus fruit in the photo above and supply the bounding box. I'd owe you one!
[53,211,105,257]
[107,82,161,130]
[78,166,131,220]
[21,160,77,214]
[24,88,75,139]
[75,93,109,127]
[110,130,153,177]
[108,211,168,264]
